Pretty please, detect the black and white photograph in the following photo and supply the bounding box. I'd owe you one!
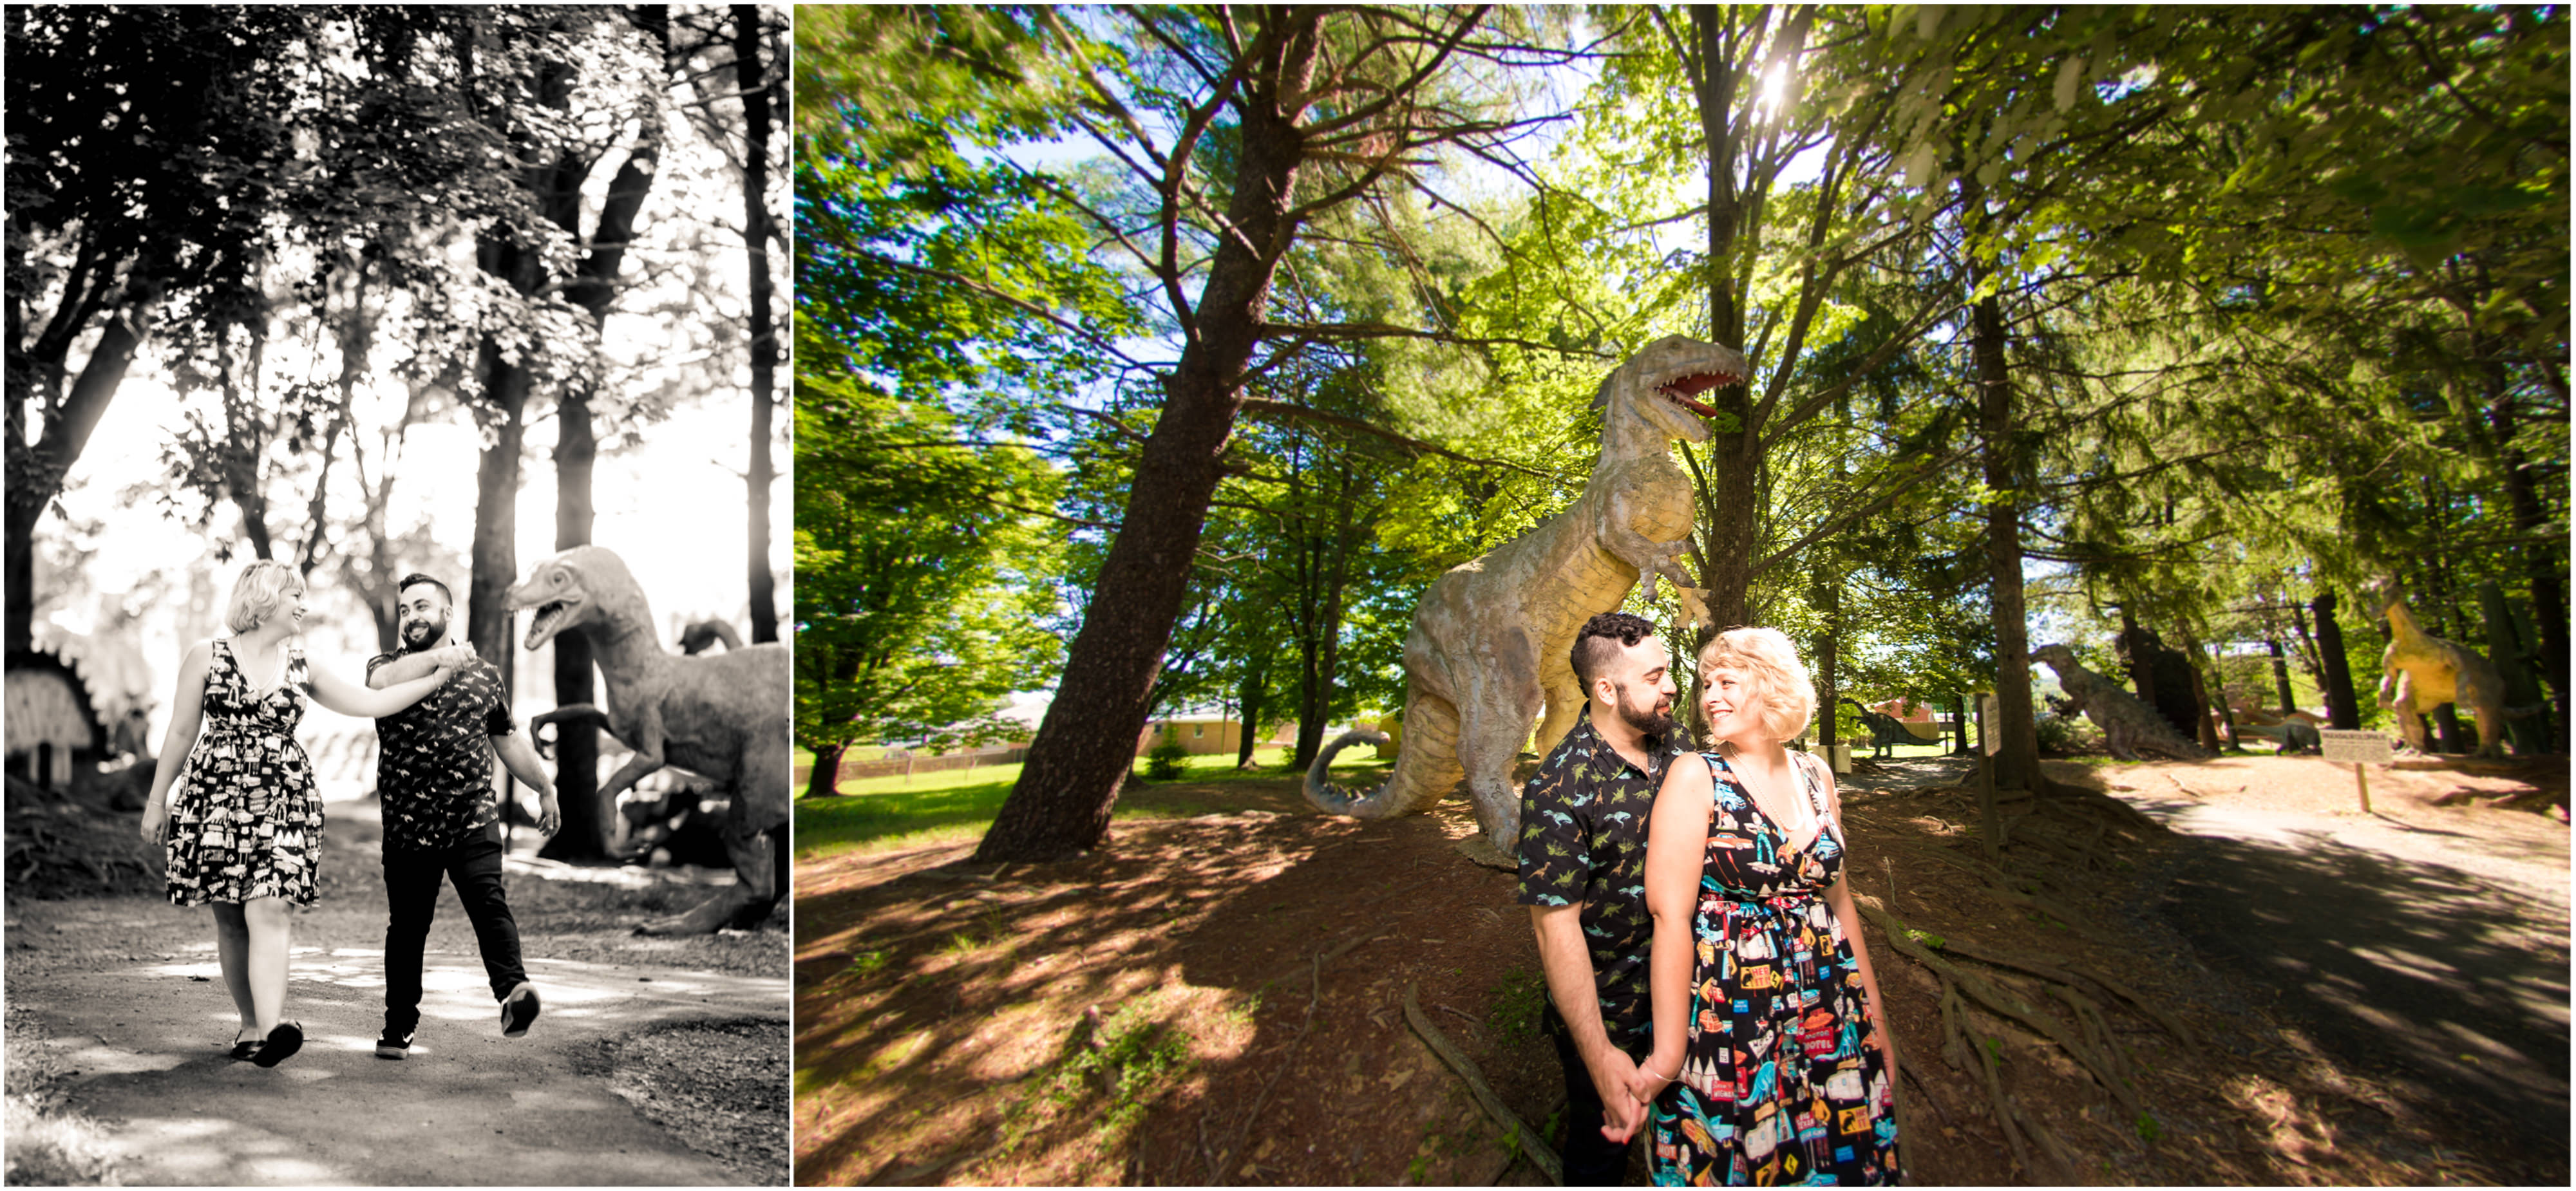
[6,6,791,1185]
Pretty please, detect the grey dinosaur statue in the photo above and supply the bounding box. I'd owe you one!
[1839,699,1916,760]
[506,546,790,933]
[2032,644,2213,762]
[1303,335,1747,859]
[679,619,743,655]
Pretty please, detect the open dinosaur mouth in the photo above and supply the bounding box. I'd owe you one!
[1654,370,1738,418]
[524,601,569,650]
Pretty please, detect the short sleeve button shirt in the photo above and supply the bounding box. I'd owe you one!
[1515,704,1694,1051]
[367,650,515,853]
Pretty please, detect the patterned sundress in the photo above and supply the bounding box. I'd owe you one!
[1648,749,1898,1186]
[164,639,325,908]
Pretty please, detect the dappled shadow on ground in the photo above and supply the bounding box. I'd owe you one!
[2154,824,2569,1181]
[794,758,2558,1186]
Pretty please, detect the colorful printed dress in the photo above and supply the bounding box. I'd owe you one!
[164,639,325,908]
[1648,749,1897,1186]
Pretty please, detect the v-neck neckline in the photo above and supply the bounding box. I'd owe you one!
[1721,751,1825,858]
[226,639,293,702]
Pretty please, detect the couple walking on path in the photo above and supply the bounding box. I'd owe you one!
[138,561,562,1067]
[1520,612,1900,1186]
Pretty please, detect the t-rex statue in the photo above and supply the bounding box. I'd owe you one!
[505,546,790,933]
[1839,699,1915,760]
[1303,334,1747,861]
[2032,644,2213,762]
[2376,590,2521,759]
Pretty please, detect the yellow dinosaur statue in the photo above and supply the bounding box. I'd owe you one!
[2377,590,2516,759]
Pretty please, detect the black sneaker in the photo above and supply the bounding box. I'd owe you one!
[376,1024,415,1060]
[500,982,540,1038]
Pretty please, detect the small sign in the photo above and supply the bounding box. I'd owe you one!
[2319,729,2393,765]
[1978,693,2002,756]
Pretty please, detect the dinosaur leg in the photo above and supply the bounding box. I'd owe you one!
[1385,689,1465,813]
[635,738,789,935]
[1455,628,1546,859]
[2389,676,2429,753]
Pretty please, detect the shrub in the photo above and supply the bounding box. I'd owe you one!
[1144,729,1190,780]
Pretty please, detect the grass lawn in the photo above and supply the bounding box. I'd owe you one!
[793,746,1391,861]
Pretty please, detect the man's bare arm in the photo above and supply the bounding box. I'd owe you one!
[1532,903,1645,1138]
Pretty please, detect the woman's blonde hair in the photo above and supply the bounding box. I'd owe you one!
[1696,626,1817,743]
[225,559,305,633]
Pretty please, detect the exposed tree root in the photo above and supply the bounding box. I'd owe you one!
[1403,982,1563,1185]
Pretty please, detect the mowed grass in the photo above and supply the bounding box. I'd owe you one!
[794,746,1395,861]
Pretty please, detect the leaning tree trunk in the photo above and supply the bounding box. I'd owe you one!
[733,2,781,644]
[1969,288,2040,794]
[2311,591,2362,729]
[6,310,147,656]
[975,15,1323,863]
[804,744,844,800]
[2267,638,2297,715]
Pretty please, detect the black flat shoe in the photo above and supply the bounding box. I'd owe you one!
[227,1035,260,1061]
[251,1022,303,1068]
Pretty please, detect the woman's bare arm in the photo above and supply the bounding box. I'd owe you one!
[139,642,213,845]
[305,658,449,718]
[1625,753,1716,1123]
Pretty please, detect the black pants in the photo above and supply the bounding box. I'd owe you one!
[382,825,526,1031]
[1546,1004,1647,1186]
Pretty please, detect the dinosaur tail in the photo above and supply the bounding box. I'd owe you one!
[1303,694,1464,821]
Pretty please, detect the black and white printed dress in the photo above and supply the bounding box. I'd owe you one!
[164,639,325,907]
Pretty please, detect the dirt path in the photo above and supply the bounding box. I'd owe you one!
[6,804,791,1186]
[2097,756,2571,1182]
[796,756,2566,1186]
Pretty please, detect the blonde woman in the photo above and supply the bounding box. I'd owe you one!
[1622,627,1899,1184]
[138,560,460,1067]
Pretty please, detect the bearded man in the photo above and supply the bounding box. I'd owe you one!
[1517,611,1694,1183]
[363,573,560,1058]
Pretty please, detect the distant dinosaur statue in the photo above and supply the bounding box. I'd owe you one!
[2032,644,2213,762]
[1303,335,1746,861]
[506,547,788,933]
[1839,699,1915,760]
[2376,590,2528,759]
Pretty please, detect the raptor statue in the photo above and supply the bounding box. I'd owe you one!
[1304,335,1747,861]
[506,547,790,933]
[2376,590,2520,758]
[2031,644,2213,762]
[1840,699,1916,760]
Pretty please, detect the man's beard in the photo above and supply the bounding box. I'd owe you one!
[401,614,448,651]
[1611,681,1680,739]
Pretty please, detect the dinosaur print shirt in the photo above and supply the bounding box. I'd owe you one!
[1515,704,1694,1051]
[368,649,516,854]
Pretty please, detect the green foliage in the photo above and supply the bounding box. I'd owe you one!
[1041,1001,1193,1139]
[1144,728,1190,780]
[1485,966,1548,1049]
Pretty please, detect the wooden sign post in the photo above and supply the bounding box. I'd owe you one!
[2319,729,2393,814]
[1975,693,2002,859]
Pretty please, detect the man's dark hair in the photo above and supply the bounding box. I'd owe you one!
[395,573,453,608]
[1571,611,1659,691]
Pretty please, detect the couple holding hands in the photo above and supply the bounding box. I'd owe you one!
[1520,612,1900,1186]
[139,561,560,1067]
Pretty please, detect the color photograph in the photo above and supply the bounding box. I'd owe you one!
[791,6,2564,1188]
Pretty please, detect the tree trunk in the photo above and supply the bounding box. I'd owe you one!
[1814,567,1839,751]
[1951,692,1970,755]
[976,14,1323,863]
[2311,591,2362,729]
[733,3,781,644]
[6,312,147,655]
[1969,290,2038,793]
[804,743,844,799]
[2267,639,2297,715]
[1236,659,1265,769]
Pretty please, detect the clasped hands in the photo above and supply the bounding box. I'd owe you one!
[1588,1046,1679,1145]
